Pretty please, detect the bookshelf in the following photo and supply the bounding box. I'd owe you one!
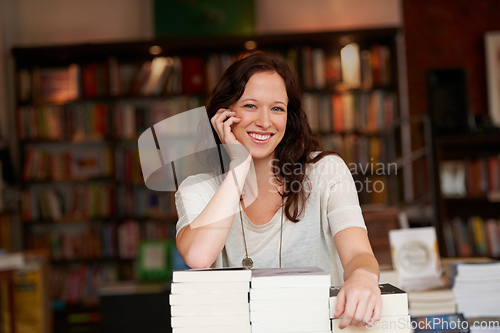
[11,27,431,331]
[433,134,500,259]
[0,139,16,254]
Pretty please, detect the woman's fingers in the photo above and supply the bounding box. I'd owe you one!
[372,295,383,323]
[222,116,240,141]
[211,109,237,144]
[339,296,358,329]
[336,285,383,329]
[333,288,346,319]
[360,298,377,327]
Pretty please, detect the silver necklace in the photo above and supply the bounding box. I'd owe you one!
[239,201,284,269]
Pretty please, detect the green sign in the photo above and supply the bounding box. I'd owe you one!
[154,0,255,37]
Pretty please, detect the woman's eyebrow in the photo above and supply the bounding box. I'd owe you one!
[240,98,287,105]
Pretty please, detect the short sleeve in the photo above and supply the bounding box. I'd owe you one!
[174,174,216,237]
[322,156,367,235]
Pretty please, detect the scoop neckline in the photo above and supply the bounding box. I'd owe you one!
[240,206,284,232]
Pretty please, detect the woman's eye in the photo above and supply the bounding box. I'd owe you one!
[272,107,285,112]
[244,104,256,109]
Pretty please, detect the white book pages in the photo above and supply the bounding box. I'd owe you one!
[169,291,249,306]
[171,302,249,317]
[170,281,250,294]
[251,318,331,333]
[250,298,329,312]
[251,267,330,289]
[172,326,251,333]
[172,267,251,283]
[250,286,329,300]
[170,314,250,328]
[250,306,329,323]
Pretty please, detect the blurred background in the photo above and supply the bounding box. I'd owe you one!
[0,0,500,332]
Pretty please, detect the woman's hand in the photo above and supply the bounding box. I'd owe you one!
[211,108,249,162]
[333,269,382,329]
[211,108,241,145]
[333,227,382,330]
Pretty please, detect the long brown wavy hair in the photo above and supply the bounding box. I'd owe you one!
[206,52,335,222]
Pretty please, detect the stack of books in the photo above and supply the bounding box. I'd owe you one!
[330,283,411,332]
[249,267,331,333]
[452,262,500,318]
[169,267,252,333]
[408,288,456,317]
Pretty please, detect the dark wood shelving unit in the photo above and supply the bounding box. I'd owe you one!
[433,134,500,258]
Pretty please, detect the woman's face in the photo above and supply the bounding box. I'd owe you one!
[230,71,288,163]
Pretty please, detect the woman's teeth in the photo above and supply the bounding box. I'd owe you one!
[249,133,271,141]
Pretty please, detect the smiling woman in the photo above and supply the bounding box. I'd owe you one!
[175,52,383,329]
[228,71,288,163]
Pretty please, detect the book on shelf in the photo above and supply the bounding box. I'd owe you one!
[180,56,206,94]
[299,90,396,135]
[0,215,13,252]
[117,220,141,259]
[340,43,361,89]
[2,260,49,333]
[325,51,342,90]
[51,263,120,307]
[140,57,170,96]
[67,103,109,141]
[17,105,64,141]
[440,155,500,198]
[22,145,112,181]
[113,62,140,96]
[81,62,109,98]
[446,217,500,258]
[0,253,24,271]
[130,61,152,95]
[32,65,79,103]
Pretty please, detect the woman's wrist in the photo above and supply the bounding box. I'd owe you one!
[349,267,379,284]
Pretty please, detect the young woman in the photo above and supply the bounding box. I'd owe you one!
[175,52,382,328]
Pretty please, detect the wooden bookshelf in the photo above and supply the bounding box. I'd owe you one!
[11,27,432,332]
[433,134,500,259]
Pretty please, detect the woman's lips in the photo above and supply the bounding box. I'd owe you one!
[248,132,273,144]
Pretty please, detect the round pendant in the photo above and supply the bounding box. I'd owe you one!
[242,257,254,268]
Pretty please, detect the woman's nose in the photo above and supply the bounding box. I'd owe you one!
[255,109,272,128]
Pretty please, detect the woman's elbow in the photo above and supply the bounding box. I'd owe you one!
[179,247,214,269]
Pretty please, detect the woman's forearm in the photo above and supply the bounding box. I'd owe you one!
[343,252,380,282]
[176,157,252,268]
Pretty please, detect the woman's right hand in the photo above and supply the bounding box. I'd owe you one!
[211,108,248,162]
